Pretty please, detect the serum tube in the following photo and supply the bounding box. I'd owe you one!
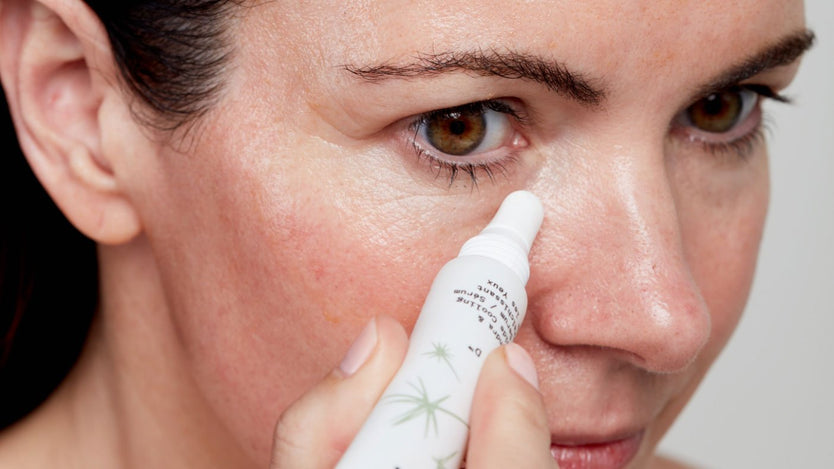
[336,190,544,469]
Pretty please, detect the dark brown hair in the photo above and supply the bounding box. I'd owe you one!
[0,0,238,428]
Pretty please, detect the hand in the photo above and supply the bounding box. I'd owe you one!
[269,315,557,468]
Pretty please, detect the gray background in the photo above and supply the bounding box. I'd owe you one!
[658,0,834,467]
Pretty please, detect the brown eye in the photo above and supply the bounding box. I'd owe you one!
[425,108,487,156]
[686,88,758,133]
[419,101,515,157]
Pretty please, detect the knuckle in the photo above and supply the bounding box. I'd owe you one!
[271,407,309,459]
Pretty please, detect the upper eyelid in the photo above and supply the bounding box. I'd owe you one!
[724,84,788,102]
[742,84,791,104]
[673,84,787,123]
[688,65,803,109]
[692,75,791,106]
[415,99,528,123]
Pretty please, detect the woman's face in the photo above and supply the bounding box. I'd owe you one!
[121,0,806,466]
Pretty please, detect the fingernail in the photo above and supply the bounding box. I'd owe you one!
[338,318,377,377]
[505,343,539,390]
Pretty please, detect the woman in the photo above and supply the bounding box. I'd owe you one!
[0,0,814,467]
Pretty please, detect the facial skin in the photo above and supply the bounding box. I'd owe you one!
[0,0,810,468]
[123,0,807,466]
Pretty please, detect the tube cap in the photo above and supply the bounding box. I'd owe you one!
[458,191,544,284]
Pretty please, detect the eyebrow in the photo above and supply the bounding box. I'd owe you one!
[695,29,815,99]
[343,49,605,106]
[344,29,815,107]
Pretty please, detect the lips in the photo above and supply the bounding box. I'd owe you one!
[550,432,643,469]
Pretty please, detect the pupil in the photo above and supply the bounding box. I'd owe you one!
[703,94,724,115]
[449,120,467,135]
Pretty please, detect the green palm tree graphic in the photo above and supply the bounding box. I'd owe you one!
[423,342,460,381]
[385,378,468,437]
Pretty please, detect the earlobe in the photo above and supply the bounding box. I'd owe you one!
[0,0,141,245]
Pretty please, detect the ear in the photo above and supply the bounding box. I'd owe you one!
[0,0,141,244]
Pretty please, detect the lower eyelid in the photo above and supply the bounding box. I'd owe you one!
[415,146,524,186]
[409,132,526,168]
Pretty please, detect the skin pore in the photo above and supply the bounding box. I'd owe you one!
[0,0,811,468]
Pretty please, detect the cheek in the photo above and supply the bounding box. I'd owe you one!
[141,123,484,461]
[678,156,770,361]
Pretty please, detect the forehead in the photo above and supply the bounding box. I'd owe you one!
[245,0,805,80]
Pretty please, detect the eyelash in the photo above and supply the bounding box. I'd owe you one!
[406,85,787,185]
[697,121,769,159]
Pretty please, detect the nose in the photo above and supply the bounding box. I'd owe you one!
[527,150,711,374]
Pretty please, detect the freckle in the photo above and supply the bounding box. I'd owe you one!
[312,264,326,281]
[322,310,341,324]
[645,48,676,70]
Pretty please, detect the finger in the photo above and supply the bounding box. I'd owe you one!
[466,342,558,469]
[270,315,408,469]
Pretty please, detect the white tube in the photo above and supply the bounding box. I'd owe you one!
[336,191,544,469]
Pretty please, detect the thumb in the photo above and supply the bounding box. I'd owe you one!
[269,315,408,469]
[466,342,558,468]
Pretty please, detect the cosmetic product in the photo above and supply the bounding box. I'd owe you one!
[336,190,543,469]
